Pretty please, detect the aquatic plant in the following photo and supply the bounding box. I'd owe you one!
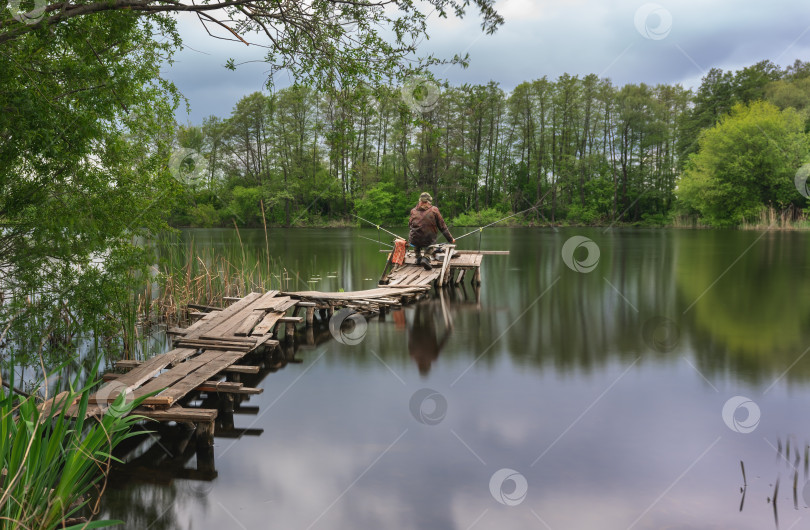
[0,371,150,529]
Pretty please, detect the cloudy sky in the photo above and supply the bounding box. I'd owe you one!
[163,0,810,124]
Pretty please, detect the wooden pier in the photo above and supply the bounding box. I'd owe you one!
[46,246,506,454]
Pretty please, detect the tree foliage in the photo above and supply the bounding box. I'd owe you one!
[678,101,810,226]
[1,0,503,89]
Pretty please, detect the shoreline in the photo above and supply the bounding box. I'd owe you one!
[167,222,810,231]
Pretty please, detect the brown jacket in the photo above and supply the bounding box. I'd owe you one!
[409,202,453,248]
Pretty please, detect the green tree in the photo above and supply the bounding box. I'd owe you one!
[0,10,181,350]
[678,101,810,226]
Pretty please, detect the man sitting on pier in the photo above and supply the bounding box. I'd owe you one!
[409,192,455,270]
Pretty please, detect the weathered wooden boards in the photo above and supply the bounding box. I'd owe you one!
[65,290,298,421]
[381,252,485,287]
[282,285,432,316]
[61,249,502,436]
[283,287,429,300]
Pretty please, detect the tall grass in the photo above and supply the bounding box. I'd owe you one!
[740,206,810,230]
[143,229,283,325]
[0,369,150,529]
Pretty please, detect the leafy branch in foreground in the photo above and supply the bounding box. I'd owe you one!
[2,0,503,88]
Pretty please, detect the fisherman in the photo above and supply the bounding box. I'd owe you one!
[409,192,454,270]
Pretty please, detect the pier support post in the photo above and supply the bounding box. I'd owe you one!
[195,421,215,448]
[221,393,234,414]
[196,444,216,474]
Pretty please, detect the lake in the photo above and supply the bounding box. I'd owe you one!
[99,227,810,529]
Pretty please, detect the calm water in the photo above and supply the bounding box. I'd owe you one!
[100,227,810,529]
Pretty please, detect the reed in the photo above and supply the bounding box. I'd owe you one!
[0,368,151,529]
[142,237,284,326]
[740,206,810,230]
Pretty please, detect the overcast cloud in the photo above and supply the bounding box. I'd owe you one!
[163,0,810,124]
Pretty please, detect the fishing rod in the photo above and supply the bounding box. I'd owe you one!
[358,235,393,247]
[351,214,405,240]
[455,188,553,241]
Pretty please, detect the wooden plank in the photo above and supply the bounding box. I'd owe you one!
[223,298,294,335]
[184,292,263,340]
[215,428,264,438]
[115,360,141,369]
[404,269,428,285]
[174,341,252,352]
[70,346,203,418]
[252,335,278,350]
[38,391,76,416]
[251,312,284,336]
[379,251,395,283]
[282,286,429,300]
[181,310,219,335]
[438,245,455,287]
[224,365,260,374]
[199,335,256,344]
[252,292,288,310]
[390,268,424,286]
[187,303,224,312]
[391,268,416,284]
[112,360,259,375]
[103,348,198,394]
[132,349,227,398]
[245,299,299,338]
[234,309,267,336]
[90,394,172,407]
[205,293,284,338]
[197,382,263,395]
[135,406,217,423]
[418,272,439,285]
[455,269,466,285]
[158,350,248,403]
[176,338,255,347]
[358,298,399,305]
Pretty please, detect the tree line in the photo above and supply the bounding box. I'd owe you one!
[171,59,810,228]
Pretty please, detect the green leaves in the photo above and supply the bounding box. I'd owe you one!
[678,101,810,226]
[0,368,149,529]
[1,10,181,359]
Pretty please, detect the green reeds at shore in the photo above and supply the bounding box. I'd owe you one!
[144,237,279,326]
[0,372,150,529]
[740,206,810,230]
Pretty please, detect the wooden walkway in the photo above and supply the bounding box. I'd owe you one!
[45,246,505,448]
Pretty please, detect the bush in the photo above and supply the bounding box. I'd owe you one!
[225,186,263,226]
[188,203,220,227]
[355,182,398,225]
[451,207,509,226]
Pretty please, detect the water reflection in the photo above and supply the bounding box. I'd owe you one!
[93,228,810,529]
[408,294,453,377]
[98,344,301,527]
